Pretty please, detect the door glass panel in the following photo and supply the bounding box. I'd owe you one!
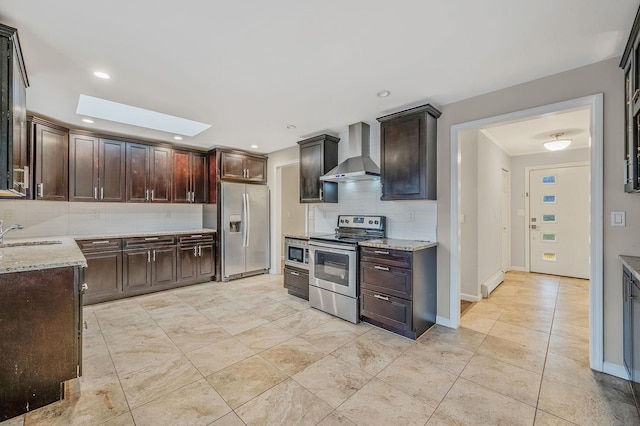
[542,233,556,242]
[542,175,556,184]
[542,214,557,223]
[314,250,349,287]
[542,195,556,203]
[542,252,557,261]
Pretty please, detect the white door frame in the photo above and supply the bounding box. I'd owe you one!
[449,94,604,372]
[524,162,590,273]
[501,167,511,273]
[269,159,303,274]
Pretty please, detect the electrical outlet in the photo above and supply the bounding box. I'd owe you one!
[4,210,16,221]
[408,211,415,222]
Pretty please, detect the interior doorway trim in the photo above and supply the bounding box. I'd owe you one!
[270,158,301,274]
[524,161,590,273]
[449,93,604,372]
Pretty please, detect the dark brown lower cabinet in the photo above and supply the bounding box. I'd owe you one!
[359,245,436,339]
[0,266,83,421]
[77,238,123,304]
[152,246,177,287]
[283,265,309,300]
[177,234,215,285]
[123,236,177,296]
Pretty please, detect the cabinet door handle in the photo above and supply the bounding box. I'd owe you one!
[151,190,154,201]
[147,250,151,263]
[319,187,323,199]
[373,294,390,301]
[374,265,390,271]
[38,183,44,198]
[153,250,156,262]
[145,189,149,201]
[94,187,98,200]
[100,187,104,200]
[81,283,88,292]
[290,271,299,276]
[198,245,202,256]
[193,246,197,256]
[633,89,640,103]
[374,250,389,255]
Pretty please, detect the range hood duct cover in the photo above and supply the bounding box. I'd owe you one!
[320,122,380,182]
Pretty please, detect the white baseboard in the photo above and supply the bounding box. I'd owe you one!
[436,315,455,329]
[461,293,482,302]
[482,271,505,297]
[509,266,526,272]
[602,361,629,380]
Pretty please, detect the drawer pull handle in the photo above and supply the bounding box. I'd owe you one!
[374,265,390,271]
[374,250,389,255]
[290,271,300,276]
[190,235,203,238]
[373,294,389,301]
[91,240,111,244]
[144,237,159,241]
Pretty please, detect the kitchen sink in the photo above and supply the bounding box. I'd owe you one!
[0,240,63,249]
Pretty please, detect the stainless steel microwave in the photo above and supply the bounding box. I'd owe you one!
[284,237,309,270]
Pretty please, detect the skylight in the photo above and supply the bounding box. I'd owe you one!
[76,94,211,137]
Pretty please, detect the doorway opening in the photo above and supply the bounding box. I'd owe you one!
[450,94,604,373]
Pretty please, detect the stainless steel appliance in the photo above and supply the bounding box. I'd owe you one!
[284,236,309,270]
[221,182,270,281]
[309,215,386,323]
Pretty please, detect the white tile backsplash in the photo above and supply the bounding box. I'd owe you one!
[0,200,203,239]
[313,180,437,241]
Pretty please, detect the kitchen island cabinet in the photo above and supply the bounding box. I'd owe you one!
[359,240,437,339]
[377,104,441,201]
[297,134,339,203]
[0,238,85,421]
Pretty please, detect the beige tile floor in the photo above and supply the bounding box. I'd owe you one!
[3,271,639,425]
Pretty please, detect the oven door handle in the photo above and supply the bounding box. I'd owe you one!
[309,241,357,252]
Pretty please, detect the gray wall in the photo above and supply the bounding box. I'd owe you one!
[459,130,479,298]
[510,148,590,268]
[436,57,635,365]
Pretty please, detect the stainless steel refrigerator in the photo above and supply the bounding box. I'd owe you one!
[220,182,270,281]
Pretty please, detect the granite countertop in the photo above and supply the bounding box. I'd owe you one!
[74,228,216,240]
[0,236,87,274]
[620,255,640,281]
[359,238,437,251]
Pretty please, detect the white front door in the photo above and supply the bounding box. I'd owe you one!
[529,164,590,279]
[501,168,511,272]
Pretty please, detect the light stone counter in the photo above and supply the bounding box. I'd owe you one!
[0,237,87,274]
[620,255,640,281]
[73,228,216,240]
[359,238,437,251]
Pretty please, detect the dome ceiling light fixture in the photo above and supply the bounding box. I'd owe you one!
[543,132,572,151]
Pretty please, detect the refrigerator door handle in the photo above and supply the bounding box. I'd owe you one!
[242,193,248,248]
[246,192,251,248]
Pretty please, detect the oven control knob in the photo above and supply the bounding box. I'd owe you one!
[375,220,379,224]
[369,220,373,224]
[345,219,349,223]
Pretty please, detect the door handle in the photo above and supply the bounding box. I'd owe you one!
[94,187,98,200]
[374,265,390,271]
[198,245,202,257]
[290,271,300,276]
[245,192,251,248]
[373,294,390,301]
[153,250,156,262]
[374,250,389,255]
[38,183,44,198]
[145,189,149,201]
[147,250,151,263]
[151,190,154,201]
[193,246,197,256]
[81,283,88,292]
[100,187,104,200]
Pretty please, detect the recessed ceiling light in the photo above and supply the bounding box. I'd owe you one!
[286,125,296,130]
[93,71,110,79]
[76,94,212,137]
[174,136,183,140]
[377,90,391,98]
[251,145,258,149]
[82,118,94,124]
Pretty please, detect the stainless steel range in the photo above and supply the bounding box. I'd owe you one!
[308,215,386,323]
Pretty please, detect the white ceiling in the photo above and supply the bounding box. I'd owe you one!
[481,107,591,156]
[0,0,636,153]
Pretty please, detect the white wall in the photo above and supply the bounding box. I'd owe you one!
[436,57,634,366]
[0,200,203,239]
[459,129,479,298]
[510,147,590,268]
[477,132,511,287]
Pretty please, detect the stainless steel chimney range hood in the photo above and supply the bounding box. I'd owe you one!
[320,122,380,183]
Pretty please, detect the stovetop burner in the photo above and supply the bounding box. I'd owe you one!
[310,215,386,245]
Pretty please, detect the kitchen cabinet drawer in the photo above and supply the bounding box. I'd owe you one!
[178,233,214,245]
[361,289,412,335]
[360,246,412,268]
[76,238,122,253]
[284,265,309,300]
[360,261,412,300]
[124,235,176,248]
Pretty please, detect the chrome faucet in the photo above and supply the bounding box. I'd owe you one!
[0,220,24,244]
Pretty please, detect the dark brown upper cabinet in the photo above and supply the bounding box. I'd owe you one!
[172,150,208,203]
[297,134,339,203]
[0,24,28,196]
[126,143,172,202]
[69,135,126,202]
[621,5,640,192]
[219,150,267,183]
[377,104,441,201]
[30,118,68,201]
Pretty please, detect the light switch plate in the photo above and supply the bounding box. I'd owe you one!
[611,211,625,227]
